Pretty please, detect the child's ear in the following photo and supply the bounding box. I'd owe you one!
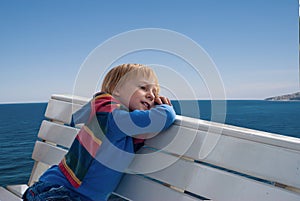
[112,88,120,97]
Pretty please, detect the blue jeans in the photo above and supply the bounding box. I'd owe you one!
[23,181,126,201]
[22,181,82,201]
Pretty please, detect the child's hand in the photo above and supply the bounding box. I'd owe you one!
[154,96,172,106]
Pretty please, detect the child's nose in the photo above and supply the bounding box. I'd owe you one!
[146,91,155,100]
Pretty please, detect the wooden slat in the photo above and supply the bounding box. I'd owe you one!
[38,120,79,148]
[128,148,300,201]
[0,187,22,201]
[44,99,82,124]
[6,185,28,198]
[27,162,50,186]
[129,148,197,189]
[28,141,66,185]
[51,94,89,105]
[186,162,300,201]
[174,115,300,152]
[145,124,300,189]
[32,141,67,166]
[115,174,202,201]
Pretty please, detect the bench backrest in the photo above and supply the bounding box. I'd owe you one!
[29,94,300,201]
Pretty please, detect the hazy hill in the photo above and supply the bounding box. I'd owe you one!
[265,92,300,101]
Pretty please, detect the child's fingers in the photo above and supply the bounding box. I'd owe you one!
[155,96,163,105]
[158,96,172,106]
[165,97,172,106]
[166,97,172,106]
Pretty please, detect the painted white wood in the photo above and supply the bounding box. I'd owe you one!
[45,99,82,124]
[129,149,300,201]
[145,124,300,189]
[115,174,202,201]
[38,120,79,148]
[6,185,28,198]
[32,141,67,166]
[201,133,300,189]
[0,187,22,201]
[28,141,66,185]
[174,115,300,152]
[51,94,90,105]
[186,162,300,201]
[28,162,50,186]
[129,147,197,189]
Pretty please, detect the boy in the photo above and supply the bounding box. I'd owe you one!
[23,63,176,201]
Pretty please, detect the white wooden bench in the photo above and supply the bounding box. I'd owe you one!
[1,94,300,201]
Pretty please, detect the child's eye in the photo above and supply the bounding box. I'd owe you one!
[140,86,147,90]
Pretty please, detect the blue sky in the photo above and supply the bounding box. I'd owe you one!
[0,0,299,103]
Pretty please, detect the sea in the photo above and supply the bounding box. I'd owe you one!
[0,100,299,187]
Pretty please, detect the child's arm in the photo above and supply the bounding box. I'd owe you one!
[109,101,176,137]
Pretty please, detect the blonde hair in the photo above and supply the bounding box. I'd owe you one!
[101,63,159,95]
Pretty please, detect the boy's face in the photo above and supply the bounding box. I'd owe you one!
[114,76,158,111]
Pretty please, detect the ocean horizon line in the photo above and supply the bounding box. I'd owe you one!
[0,99,268,104]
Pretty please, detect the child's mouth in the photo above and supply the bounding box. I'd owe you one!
[141,101,150,109]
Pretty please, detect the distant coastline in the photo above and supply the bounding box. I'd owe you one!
[265,92,300,101]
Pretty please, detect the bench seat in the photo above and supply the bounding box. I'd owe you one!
[2,94,300,201]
